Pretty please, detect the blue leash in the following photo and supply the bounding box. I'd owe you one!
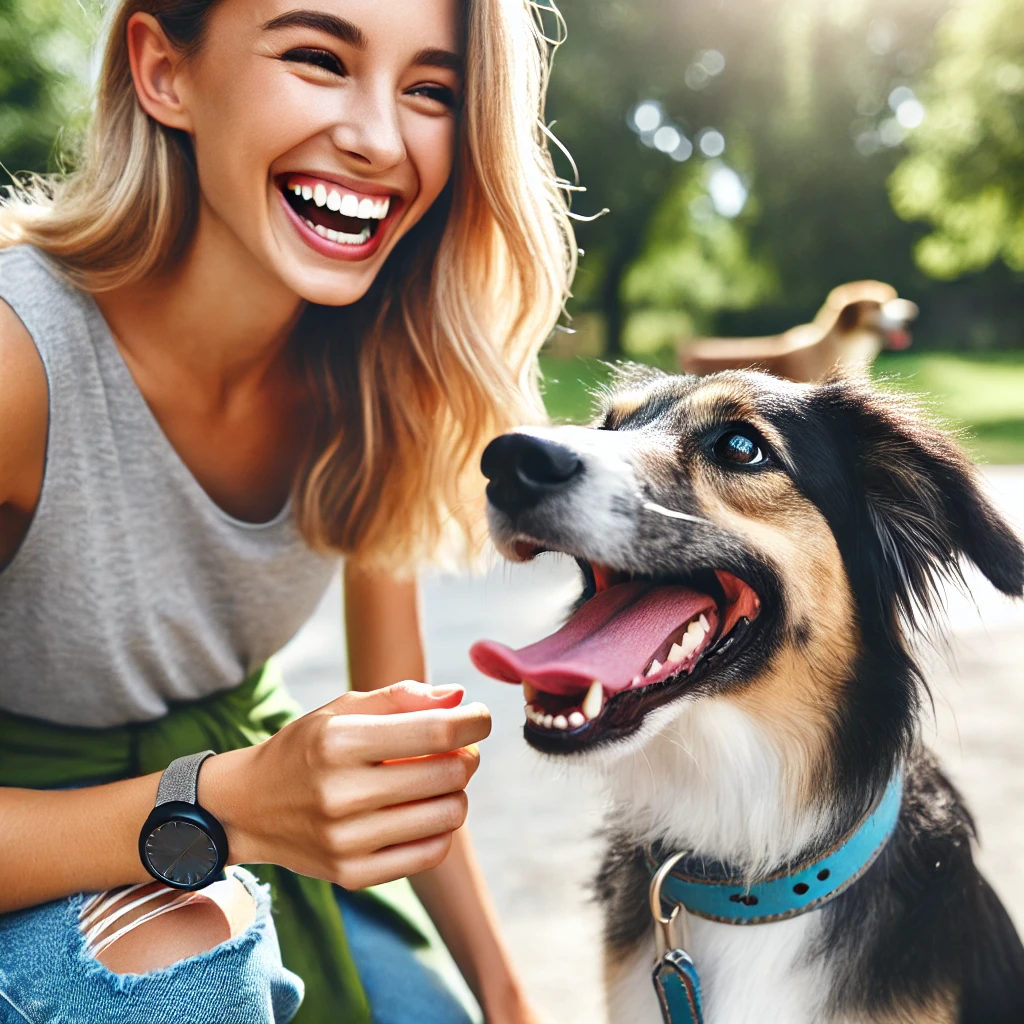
[648,774,904,1023]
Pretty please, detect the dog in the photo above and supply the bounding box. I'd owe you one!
[471,366,1024,1023]
[680,281,917,382]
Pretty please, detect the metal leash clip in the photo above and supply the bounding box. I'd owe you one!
[649,852,704,1024]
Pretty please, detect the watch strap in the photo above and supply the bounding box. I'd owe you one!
[155,750,215,807]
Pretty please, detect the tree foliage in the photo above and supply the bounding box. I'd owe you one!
[0,0,95,177]
[890,0,1024,279]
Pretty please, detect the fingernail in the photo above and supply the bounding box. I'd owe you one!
[431,684,464,697]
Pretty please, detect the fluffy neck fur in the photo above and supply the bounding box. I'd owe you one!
[602,696,835,882]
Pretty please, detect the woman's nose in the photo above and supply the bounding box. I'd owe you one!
[329,85,406,171]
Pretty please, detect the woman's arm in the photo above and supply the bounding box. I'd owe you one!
[345,564,541,1024]
[0,303,489,913]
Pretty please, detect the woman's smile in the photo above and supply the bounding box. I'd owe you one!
[276,172,405,261]
[180,0,462,306]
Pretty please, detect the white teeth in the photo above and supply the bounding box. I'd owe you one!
[301,185,313,201]
[699,613,710,632]
[357,198,375,218]
[326,189,341,212]
[523,681,538,704]
[667,642,686,664]
[681,631,700,657]
[303,218,315,229]
[313,184,327,207]
[632,674,643,687]
[340,193,359,217]
[568,711,585,729]
[313,224,327,237]
[542,714,554,729]
[292,183,303,195]
[553,715,568,731]
[646,659,662,677]
[374,198,390,219]
[687,620,704,638]
[326,228,339,242]
[582,680,604,721]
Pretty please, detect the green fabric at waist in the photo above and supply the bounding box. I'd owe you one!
[0,663,431,1024]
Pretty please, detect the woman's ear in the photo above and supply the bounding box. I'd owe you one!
[825,372,1024,619]
[126,12,194,134]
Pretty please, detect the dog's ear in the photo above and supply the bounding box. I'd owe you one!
[818,373,1024,623]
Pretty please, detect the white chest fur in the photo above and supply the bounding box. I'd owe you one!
[601,698,838,1022]
[606,912,830,1024]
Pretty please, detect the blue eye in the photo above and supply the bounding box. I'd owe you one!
[713,430,766,467]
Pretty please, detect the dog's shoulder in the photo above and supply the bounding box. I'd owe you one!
[823,747,1024,1020]
[959,870,1024,1023]
[593,828,651,952]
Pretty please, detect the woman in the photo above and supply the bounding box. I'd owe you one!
[0,0,573,1021]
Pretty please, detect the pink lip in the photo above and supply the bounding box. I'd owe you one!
[276,185,405,263]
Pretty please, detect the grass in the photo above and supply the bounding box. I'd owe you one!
[539,350,1024,464]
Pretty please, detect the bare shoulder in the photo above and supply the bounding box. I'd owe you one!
[0,297,48,510]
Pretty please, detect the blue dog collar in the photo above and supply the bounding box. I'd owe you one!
[649,772,904,926]
[648,774,903,1024]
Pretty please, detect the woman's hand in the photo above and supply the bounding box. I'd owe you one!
[201,681,490,888]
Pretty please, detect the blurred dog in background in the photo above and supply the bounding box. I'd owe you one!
[680,281,917,382]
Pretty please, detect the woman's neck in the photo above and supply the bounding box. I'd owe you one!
[94,199,306,397]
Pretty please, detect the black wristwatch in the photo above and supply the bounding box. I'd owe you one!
[139,750,229,891]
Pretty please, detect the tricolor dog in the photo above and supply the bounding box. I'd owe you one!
[471,367,1024,1024]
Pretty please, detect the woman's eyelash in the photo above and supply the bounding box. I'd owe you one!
[281,48,345,76]
[408,84,459,109]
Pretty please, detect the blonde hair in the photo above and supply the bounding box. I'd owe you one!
[0,0,575,570]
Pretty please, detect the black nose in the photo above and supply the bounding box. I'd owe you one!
[480,433,583,517]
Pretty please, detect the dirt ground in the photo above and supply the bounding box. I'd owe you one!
[279,466,1024,1024]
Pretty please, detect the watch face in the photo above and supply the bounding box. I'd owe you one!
[145,820,218,887]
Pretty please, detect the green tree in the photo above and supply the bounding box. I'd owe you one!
[547,0,954,353]
[890,0,1024,279]
[0,0,95,178]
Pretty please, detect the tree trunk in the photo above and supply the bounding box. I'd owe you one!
[601,249,630,358]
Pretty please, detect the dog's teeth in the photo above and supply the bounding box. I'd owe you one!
[699,613,710,632]
[568,711,585,729]
[542,714,554,728]
[646,659,662,677]
[582,680,604,720]
[687,619,706,638]
[681,631,700,657]
[667,642,686,664]
[553,715,568,731]
[523,681,538,704]
[632,674,643,686]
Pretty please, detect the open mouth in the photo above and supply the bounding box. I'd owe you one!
[470,560,761,752]
[277,173,400,255]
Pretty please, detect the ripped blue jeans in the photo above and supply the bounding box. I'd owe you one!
[0,869,477,1024]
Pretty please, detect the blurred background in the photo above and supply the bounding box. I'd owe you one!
[2,1,1022,1020]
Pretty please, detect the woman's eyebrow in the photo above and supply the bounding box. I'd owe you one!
[262,10,368,49]
[413,48,464,74]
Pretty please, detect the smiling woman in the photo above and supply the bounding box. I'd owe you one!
[0,0,573,1022]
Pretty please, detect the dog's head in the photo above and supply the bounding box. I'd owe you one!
[471,367,1022,794]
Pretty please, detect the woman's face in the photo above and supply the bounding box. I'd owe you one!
[168,0,463,306]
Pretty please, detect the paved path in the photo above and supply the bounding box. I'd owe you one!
[278,467,1024,1024]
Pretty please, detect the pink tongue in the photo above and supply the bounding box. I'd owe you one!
[470,581,715,696]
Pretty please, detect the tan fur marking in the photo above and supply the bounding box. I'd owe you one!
[606,391,650,427]
[689,458,860,807]
[855,989,956,1023]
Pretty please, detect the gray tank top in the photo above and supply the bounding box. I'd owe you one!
[0,246,339,727]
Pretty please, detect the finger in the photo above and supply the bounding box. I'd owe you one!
[333,791,469,855]
[323,681,465,717]
[333,703,492,763]
[343,746,480,815]
[335,833,454,891]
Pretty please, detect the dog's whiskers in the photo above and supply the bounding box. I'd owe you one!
[642,501,712,526]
